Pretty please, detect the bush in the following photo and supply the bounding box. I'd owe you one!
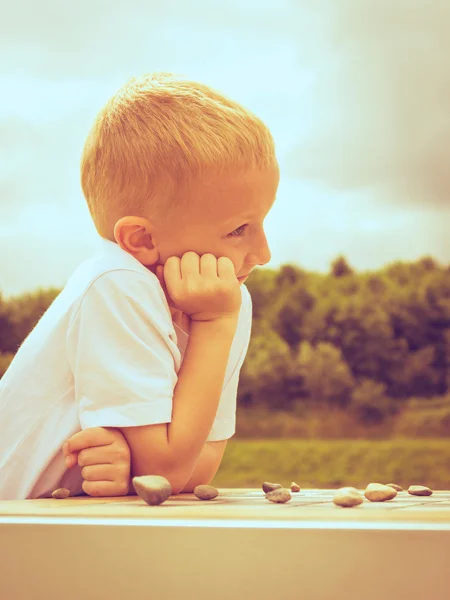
[350,379,394,425]
[393,394,450,437]
[0,352,14,378]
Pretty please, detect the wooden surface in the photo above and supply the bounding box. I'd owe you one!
[2,488,450,600]
[2,488,450,524]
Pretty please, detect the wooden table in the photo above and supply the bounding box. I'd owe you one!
[1,488,450,600]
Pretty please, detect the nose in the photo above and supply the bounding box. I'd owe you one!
[250,230,272,267]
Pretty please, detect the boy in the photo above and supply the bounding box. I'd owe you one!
[0,73,279,499]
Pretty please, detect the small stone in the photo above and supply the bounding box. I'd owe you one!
[333,487,364,507]
[132,475,172,506]
[262,481,283,494]
[265,488,291,503]
[52,488,70,499]
[364,483,398,502]
[194,485,219,500]
[386,483,403,492]
[290,482,301,493]
[408,485,433,496]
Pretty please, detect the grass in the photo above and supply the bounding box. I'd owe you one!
[211,439,450,489]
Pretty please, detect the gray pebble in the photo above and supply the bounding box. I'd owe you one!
[133,475,172,505]
[364,483,397,502]
[408,485,433,496]
[262,481,282,494]
[194,485,219,500]
[386,483,403,492]
[52,488,71,499]
[333,487,364,507]
[265,488,291,503]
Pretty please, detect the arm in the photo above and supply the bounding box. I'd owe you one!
[179,439,228,493]
[119,317,238,494]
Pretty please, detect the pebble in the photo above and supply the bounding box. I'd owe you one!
[333,487,364,507]
[52,488,71,499]
[265,488,291,503]
[386,483,403,492]
[194,485,219,500]
[290,482,301,493]
[262,481,283,494]
[408,485,433,496]
[132,475,172,505]
[364,483,398,502]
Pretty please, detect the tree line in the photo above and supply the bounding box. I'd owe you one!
[1,254,449,425]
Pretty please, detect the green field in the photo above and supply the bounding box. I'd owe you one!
[212,439,450,489]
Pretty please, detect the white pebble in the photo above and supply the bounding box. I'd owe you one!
[333,487,364,507]
[364,483,397,502]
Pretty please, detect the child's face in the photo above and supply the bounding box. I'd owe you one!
[154,164,280,283]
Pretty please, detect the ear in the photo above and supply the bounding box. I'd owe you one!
[113,217,159,266]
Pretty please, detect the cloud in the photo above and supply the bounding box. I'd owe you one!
[0,0,296,80]
[286,0,450,207]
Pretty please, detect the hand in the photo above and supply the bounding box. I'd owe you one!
[63,427,131,497]
[156,252,242,322]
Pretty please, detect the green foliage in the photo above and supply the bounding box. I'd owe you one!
[295,341,355,407]
[1,255,449,437]
[0,288,60,354]
[239,320,299,410]
[330,255,354,278]
[0,352,14,378]
[212,439,450,489]
[349,379,393,425]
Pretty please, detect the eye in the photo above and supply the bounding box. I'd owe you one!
[228,224,248,237]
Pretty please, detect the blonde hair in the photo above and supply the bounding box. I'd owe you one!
[80,72,277,239]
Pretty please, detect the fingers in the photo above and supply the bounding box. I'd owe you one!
[164,256,182,282]
[64,453,78,469]
[217,256,237,279]
[81,463,128,482]
[77,446,128,467]
[164,252,236,280]
[200,253,218,277]
[82,478,130,497]
[180,251,200,277]
[65,427,115,454]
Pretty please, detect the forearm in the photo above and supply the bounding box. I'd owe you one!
[179,442,223,493]
[165,318,237,482]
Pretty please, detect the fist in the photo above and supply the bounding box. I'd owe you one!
[157,252,242,322]
[63,427,131,497]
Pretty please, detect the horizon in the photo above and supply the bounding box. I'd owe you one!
[2,1,450,296]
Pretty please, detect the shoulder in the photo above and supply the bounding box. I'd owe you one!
[69,268,172,329]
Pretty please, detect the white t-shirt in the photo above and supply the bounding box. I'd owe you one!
[0,239,252,500]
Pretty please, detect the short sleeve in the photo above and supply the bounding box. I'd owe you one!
[66,270,179,429]
[207,285,253,441]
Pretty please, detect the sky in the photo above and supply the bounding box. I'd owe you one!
[1,0,449,297]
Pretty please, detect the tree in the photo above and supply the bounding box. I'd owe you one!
[350,379,393,425]
[245,268,278,320]
[294,340,355,407]
[330,255,354,278]
[272,284,316,351]
[0,352,14,379]
[323,298,408,388]
[238,320,300,410]
[275,264,306,288]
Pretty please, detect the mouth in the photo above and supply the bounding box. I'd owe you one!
[237,273,250,282]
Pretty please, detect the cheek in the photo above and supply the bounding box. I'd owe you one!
[223,248,244,274]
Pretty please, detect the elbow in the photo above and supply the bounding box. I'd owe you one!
[163,473,187,496]
[167,469,189,495]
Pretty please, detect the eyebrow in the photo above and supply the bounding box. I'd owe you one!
[225,213,253,223]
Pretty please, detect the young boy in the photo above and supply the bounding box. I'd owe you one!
[0,73,279,500]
